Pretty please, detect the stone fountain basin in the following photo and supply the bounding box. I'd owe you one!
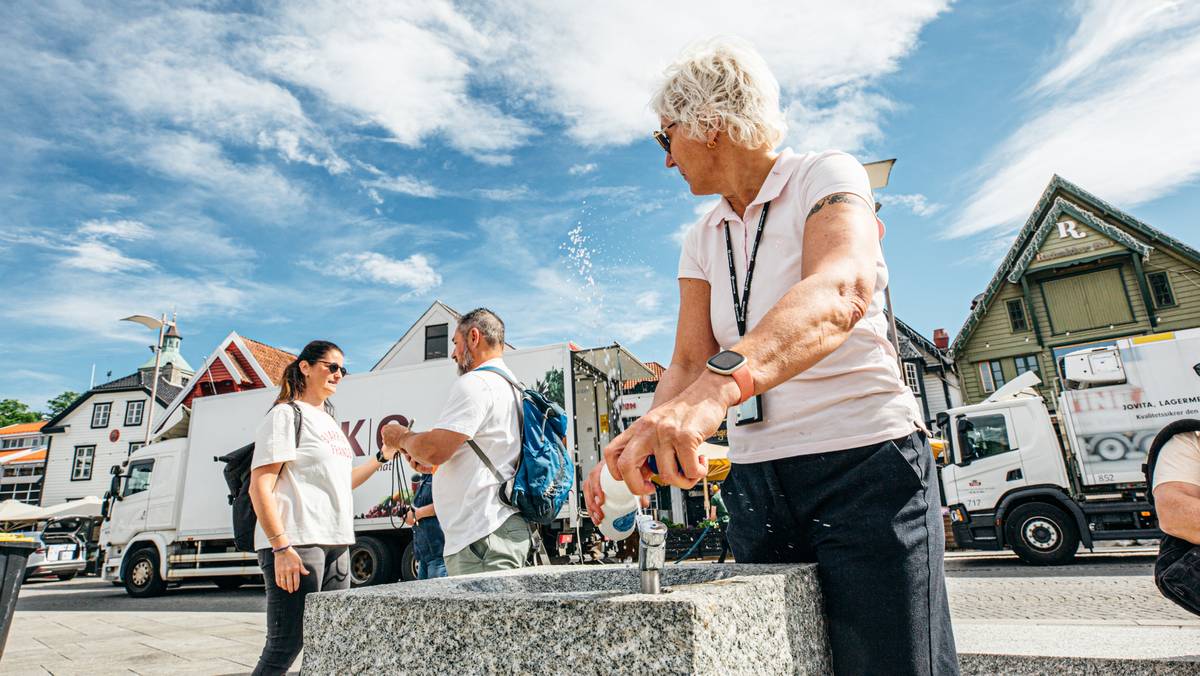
[303,563,831,675]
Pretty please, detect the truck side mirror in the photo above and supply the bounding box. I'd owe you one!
[935,412,950,435]
[109,472,123,501]
[956,418,975,465]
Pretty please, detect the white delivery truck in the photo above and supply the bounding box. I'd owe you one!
[99,343,650,596]
[939,328,1200,565]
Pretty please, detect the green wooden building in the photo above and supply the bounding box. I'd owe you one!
[951,175,1200,410]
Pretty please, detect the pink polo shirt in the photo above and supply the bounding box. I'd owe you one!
[678,148,922,462]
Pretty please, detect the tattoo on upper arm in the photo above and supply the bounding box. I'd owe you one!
[806,192,871,219]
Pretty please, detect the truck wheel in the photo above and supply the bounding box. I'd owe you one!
[123,548,167,597]
[1006,502,1079,566]
[1091,435,1130,461]
[350,536,395,587]
[399,541,418,582]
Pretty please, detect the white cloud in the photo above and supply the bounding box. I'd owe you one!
[329,252,442,294]
[568,163,597,176]
[634,291,661,311]
[364,175,440,198]
[475,186,533,201]
[142,133,306,214]
[61,241,154,274]
[785,88,895,155]
[948,2,1200,237]
[1031,2,1195,94]
[77,218,152,240]
[879,193,942,217]
[479,2,948,147]
[258,1,534,156]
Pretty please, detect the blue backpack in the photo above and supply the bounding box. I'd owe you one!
[467,365,574,525]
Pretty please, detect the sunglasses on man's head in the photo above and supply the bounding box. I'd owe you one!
[315,360,348,376]
[652,122,677,153]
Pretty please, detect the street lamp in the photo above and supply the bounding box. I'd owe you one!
[120,313,173,446]
[863,159,903,366]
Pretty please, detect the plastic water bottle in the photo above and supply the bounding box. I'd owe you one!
[597,464,640,541]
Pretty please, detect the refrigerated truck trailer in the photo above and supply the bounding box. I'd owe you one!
[99,342,650,596]
[939,328,1200,564]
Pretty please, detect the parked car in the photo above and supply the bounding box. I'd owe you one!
[21,518,88,582]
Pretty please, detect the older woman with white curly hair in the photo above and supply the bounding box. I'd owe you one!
[584,39,959,674]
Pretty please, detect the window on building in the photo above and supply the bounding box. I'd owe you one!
[0,482,40,504]
[959,414,1015,462]
[129,441,145,455]
[1014,354,1040,377]
[425,323,449,360]
[1147,271,1176,308]
[1006,299,1029,332]
[71,445,95,481]
[91,402,111,428]
[903,362,922,394]
[124,400,145,427]
[122,460,154,497]
[978,360,1006,394]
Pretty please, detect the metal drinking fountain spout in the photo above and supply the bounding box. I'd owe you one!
[637,516,668,594]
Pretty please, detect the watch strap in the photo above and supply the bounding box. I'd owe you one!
[731,364,754,405]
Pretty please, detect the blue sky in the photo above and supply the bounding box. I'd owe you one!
[3,1,1199,411]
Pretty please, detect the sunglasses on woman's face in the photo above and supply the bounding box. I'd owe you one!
[652,122,677,153]
[315,360,348,377]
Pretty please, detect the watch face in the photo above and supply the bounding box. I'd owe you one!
[709,350,745,371]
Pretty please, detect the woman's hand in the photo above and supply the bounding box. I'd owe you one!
[274,546,309,593]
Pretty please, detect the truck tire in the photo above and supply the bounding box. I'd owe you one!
[1090,435,1130,461]
[399,541,418,582]
[350,536,395,587]
[1006,502,1079,566]
[123,548,167,597]
[56,572,78,582]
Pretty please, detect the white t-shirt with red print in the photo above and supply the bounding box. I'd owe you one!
[252,400,356,550]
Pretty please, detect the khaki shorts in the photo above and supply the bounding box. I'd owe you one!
[444,513,530,577]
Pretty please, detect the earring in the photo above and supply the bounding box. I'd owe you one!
[706,139,717,149]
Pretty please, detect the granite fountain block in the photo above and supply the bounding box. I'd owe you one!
[302,563,831,675]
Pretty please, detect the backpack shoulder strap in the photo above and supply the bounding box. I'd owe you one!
[1144,418,1200,505]
[288,401,303,447]
[473,365,526,437]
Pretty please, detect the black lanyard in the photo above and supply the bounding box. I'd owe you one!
[724,201,771,337]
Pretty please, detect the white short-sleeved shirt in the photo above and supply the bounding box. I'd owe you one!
[678,148,922,462]
[251,401,356,550]
[431,358,522,557]
[1152,431,1200,490]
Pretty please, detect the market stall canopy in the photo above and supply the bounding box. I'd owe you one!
[652,441,731,484]
[0,496,101,524]
[572,343,654,383]
[0,499,43,521]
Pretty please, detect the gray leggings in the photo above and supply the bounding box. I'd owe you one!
[254,545,349,676]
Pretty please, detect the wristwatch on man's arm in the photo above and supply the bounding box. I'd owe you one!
[706,350,754,405]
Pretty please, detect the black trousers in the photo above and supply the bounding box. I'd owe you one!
[254,545,350,676]
[723,431,959,675]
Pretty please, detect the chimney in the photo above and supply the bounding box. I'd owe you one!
[933,329,949,350]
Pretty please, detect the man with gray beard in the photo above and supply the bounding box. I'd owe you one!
[382,308,530,575]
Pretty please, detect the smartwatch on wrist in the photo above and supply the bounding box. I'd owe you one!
[706,350,754,405]
[375,448,389,464]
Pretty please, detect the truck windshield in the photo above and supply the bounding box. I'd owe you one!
[962,414,1013,461]
[122,460,155,498]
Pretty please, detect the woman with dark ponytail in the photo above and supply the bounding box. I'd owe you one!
[247,340,402,675]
